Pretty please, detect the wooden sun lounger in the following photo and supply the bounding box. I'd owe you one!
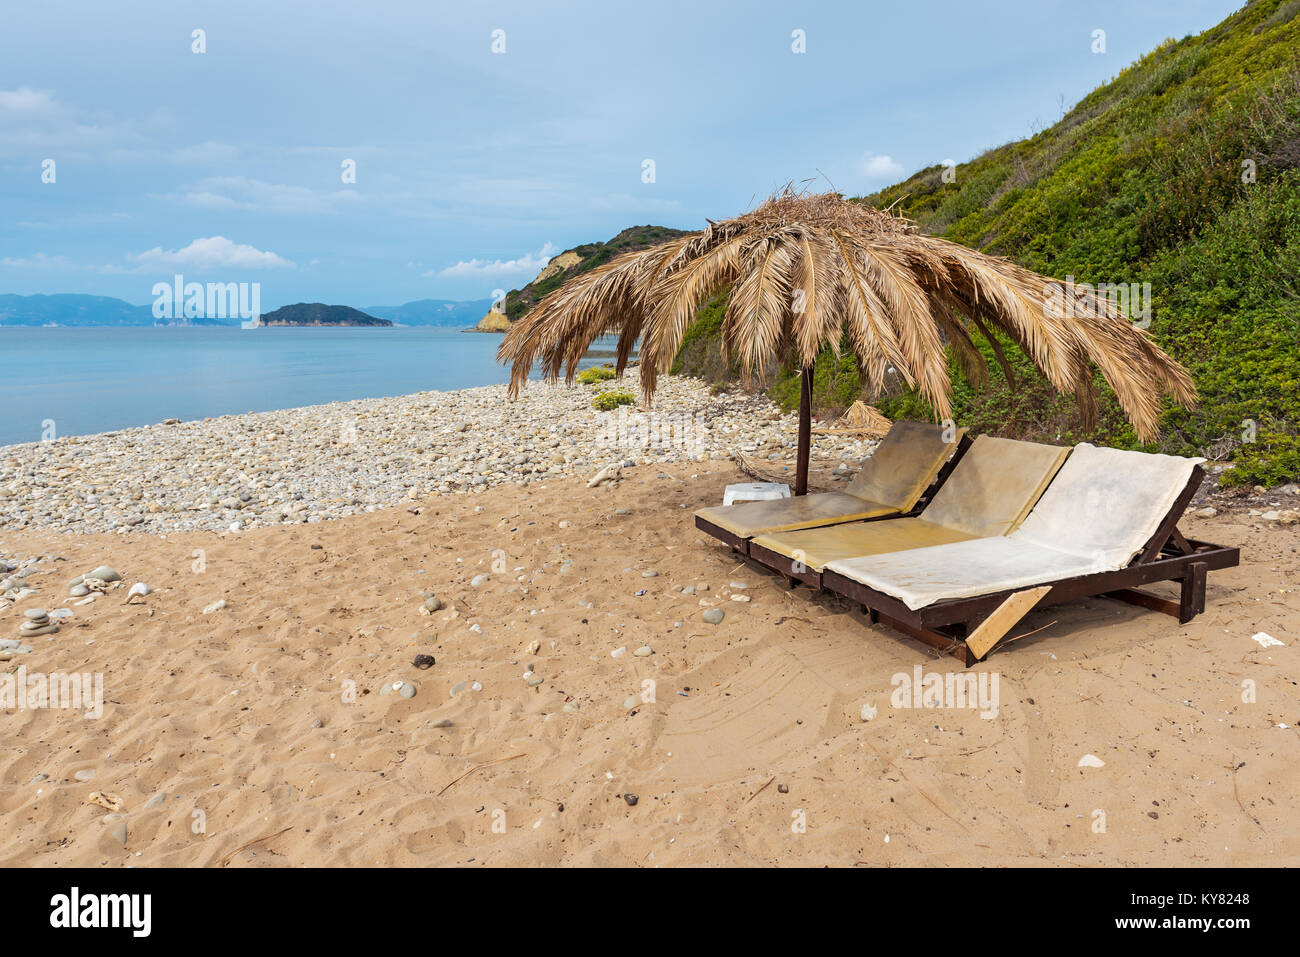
[745,434,1069,589]
[695,422,971,556]
[817,456,1239,666]
[713,443,1239,666]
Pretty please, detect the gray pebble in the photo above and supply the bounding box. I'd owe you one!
[702,608,725,624]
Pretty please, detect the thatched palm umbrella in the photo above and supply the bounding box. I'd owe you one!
[499,189,1195,494]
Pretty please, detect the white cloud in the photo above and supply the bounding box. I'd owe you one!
[0,87,59,113]
[589,193,682,214]
[0,252,74,269]
[170,141,240,165]
[860,152,904,181]
[0,87,130,155]
[155,176,360,214]
[16,211,133,230]
[126,236,294,270]
[439,242,558,279]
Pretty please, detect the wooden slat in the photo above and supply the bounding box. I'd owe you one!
[694,516,749,555]
[964,586,1052,660]
[1103,588,1180,617]
[748,542,821,588]
[1168,526,1193,556]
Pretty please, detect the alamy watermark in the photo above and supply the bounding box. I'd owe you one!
[594,407,705,453]
[1043,276,1152,329]
[151,274,261,327]
[890,665,1000,719]
[0,666,103,719]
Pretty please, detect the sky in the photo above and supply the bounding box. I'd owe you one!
[0,0,1242,309]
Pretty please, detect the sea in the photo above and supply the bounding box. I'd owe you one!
[0,326,615,448]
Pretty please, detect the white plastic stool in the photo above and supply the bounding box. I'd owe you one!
[723,482,791,506]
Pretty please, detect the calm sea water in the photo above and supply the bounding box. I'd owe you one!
[0,327,612,447]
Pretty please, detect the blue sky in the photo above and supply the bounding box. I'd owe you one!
[0,0,1240,309]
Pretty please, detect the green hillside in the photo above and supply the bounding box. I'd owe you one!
[501,225,692,321]
[695,0,1300,485]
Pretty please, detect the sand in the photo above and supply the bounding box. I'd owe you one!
[0,461,1296,867]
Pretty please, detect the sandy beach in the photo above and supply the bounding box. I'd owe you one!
[1,378,1297,867]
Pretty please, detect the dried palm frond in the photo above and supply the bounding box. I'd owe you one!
[499,187,1196,441]
[814,400,892,437]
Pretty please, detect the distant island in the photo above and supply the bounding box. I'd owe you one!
[256,303,392,327]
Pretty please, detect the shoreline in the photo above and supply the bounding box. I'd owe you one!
[0,376,881,536]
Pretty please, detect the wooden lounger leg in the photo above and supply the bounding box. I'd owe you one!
[964,586,1052,661]
[871,611,971,665]
[1179,561,1207,624]
[1105,588,1179,617]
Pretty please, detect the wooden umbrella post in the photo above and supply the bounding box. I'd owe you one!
[795,364,813,496]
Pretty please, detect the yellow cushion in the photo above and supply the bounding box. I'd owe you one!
[696,493,897,538]
[753,435,1070,570]
[695,420,964,541]
[753,518,975,571]
[846,420,966,511]
[919,435,1069,537]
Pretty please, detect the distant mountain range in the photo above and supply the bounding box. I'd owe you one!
[364,298,495,326]
[0,293,495,327]
[0,293,182,327]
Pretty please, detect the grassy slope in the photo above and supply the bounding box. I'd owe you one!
[502,225,693,321]
[751,0,1300,485]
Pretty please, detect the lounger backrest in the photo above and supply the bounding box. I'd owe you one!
[1009,443,1205,567]
[847,421,966,510]
[919,435,1069,537]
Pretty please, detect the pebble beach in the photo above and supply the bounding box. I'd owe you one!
[0,376,879,535]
